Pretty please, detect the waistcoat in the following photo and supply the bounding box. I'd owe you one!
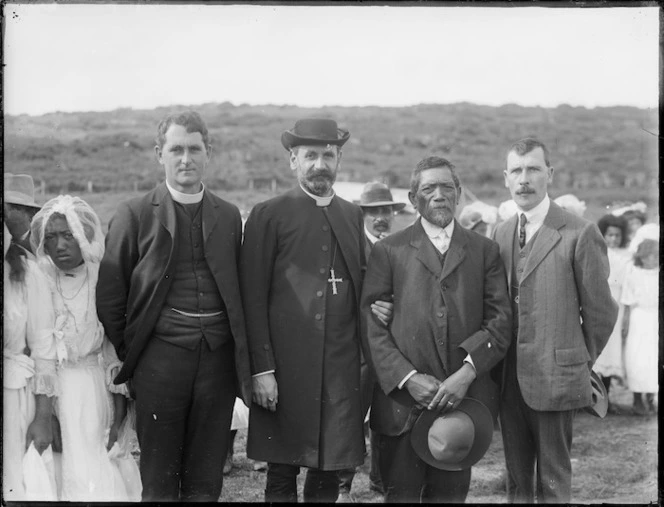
[153,201,229,350]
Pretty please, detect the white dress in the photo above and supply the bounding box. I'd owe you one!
[621,264,659,393]
[3,258,58,501]
[49,261,141,501]
[593,248,630,379]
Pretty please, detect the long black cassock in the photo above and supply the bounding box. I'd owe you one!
[240,186,366,470]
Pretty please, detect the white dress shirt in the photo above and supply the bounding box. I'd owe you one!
[518,195,550,245]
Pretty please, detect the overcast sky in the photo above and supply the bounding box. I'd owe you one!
[3,3,659,116]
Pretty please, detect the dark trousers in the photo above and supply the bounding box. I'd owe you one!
[376,432,471,503]
[133,337,237,502]
[266,463,340,503]
[338,427,383,494]
[500,367,575,503]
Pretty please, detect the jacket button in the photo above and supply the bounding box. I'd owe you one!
[323,225,330,232]
[319,268,326,275]
[437,311,444,318]
[263,344,270,351]
[165,274,169,279]
[316,291,323,297]
[315,313,322,321]
[322,245,329,252]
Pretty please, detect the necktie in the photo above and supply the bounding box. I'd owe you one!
[519,213,527,249]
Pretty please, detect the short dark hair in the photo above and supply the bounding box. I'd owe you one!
[410,156,459,194]
[633,238,658,267]
[508,138,551,167]
[156,110,210,149]
[597,214,628,248]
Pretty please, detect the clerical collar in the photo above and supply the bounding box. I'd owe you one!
[364,226,380,244]
[518,194,550,225]
[300,184,335,207]
[421,216,455,240]
[166,180,205,204]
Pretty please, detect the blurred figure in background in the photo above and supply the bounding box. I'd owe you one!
[4,173,42,257]
[621,209,647,245]
[622,236,659,416]
[554,194,586,217]
[497,199,519,224]
[3,222,58,501]
[458,200,498,237]
[593,214,631,414]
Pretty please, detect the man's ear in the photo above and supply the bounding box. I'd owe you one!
[155,145,163,164]
[408,191,417,207]
[289,149,298,171]
[456,185,462,205]
[503,170,509,188]
[547,166,554,183]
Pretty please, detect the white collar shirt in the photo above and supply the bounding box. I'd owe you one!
[421,217,455,255]
[364,226,381,245]
[517,194,550,245]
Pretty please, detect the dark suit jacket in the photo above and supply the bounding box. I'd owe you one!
[96,183,251,403]
[361,218,512,436]
[493,201,617,411]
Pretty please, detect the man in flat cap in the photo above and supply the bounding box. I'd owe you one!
[241,118,390,503]
[4,173,42,256]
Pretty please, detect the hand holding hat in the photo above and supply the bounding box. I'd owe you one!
[410,397,493,471]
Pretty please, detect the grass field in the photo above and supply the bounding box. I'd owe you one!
[220,383,657,503]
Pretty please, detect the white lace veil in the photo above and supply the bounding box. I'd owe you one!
[30,194,105,268]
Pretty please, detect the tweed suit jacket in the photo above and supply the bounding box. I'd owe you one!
[360,218,512,436]
[493,201,617,411]
[96,183,252,403]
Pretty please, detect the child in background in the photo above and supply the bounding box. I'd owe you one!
[621,238,659,416]
[593,214,631,413]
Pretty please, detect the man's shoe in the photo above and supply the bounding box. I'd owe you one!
[337,491,354,503]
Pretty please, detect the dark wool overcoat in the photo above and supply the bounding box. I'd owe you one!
[241,186,366,470]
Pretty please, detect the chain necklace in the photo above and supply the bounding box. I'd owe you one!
[55,268,89,301]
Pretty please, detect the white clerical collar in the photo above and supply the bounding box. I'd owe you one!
[166,180,205,204]
[300,184,335,207]
[364,226,380,244]
[421,216,455,240]
[518,194,550,224]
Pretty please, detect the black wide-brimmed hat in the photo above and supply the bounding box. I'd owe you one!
[359,182,406,211]
[281,118,350,151]
[583,370,609,418]
[410,398,493,471]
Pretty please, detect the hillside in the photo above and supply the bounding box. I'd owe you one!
[4,102,658,209]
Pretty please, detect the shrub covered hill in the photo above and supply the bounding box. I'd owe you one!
[4,102,658,208]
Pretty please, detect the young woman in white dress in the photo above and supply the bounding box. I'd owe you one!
[30,195,141,501]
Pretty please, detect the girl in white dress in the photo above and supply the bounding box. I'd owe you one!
[30,195,141,501]
[593,214,631,413]
[622,237,659,416]
[3,223,58,500]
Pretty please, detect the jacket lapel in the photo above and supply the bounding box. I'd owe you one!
[153,183,177,238]
[202,190,221,243]
[411,219,443,278]
[496,214,517,295]
[324,197,362,291]
[440,221,467,281]
[521,203,564,282]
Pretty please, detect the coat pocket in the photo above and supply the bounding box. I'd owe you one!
[555,346,590,366]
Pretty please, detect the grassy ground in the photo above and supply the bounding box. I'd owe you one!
[220,383,657,503]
